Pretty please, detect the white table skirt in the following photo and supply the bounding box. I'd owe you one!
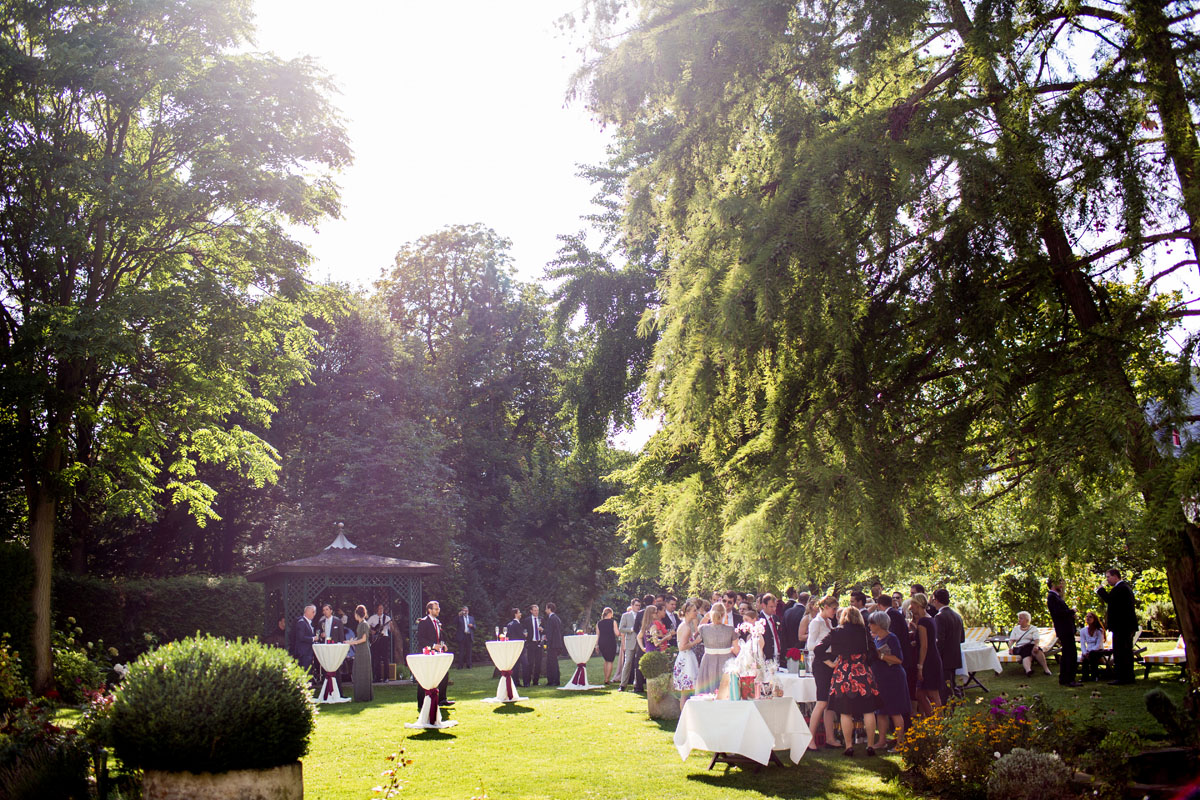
[560,634,601,690]
[957,643,1003,677]
[482,640,528,703]
[775,671,817,704]
[405,653,457,729]
[674,696,812,766]
[312,643,350,704]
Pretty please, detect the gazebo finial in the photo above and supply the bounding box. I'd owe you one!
[326,521,356,550]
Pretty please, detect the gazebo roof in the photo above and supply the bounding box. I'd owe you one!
[246,530,442,582]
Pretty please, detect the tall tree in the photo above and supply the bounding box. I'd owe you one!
[0,0,348,690]
[569,0,1200,688]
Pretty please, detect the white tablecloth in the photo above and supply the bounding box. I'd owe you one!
[405,653,457,729]
[674,696,812,766]
[957,643,1003,677]
[482,640,528,703]
[560,634,601,690]
[312,643,350,704]
[775,671,817,704]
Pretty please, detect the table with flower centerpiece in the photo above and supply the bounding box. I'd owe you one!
[559,633,602,690]
[774,669,817,704]
[674,695,812,770]
[482,639,529,703]
[311,642,351,704]
[405,652,457,729]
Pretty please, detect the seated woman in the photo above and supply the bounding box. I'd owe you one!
[1008,611,1052,678]
[1079,611,1108,682]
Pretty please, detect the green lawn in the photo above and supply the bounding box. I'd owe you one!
[300,646,1188,800]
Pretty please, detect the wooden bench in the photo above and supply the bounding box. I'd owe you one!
[1142,636,1186,679]
[997,627,1058,666]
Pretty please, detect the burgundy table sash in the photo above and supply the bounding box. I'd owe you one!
[571,663,587,685]
[500,669,515,697]
[425,687,440,724]
[322,670,338,699]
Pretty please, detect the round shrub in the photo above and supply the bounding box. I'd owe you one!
[639,650,673,679]
[986,748,1070,800]
[109,635,314,774]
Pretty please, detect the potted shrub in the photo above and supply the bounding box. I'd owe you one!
[639,651,678,720]
[109,635,314,800]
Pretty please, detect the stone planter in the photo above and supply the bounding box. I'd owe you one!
[143,761,302,800]
[646,674,680,720]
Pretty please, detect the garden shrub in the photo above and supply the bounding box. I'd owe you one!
[0,544,34,678]
[1144,601,1177,636]
[1079,730,1142,798]
[50,616,110,704]
[0,635,29,710]
[1145,688,1196,747]
[109,635,314,774]
[638,650,672,680]
[0,698,89,800]
[986,748,1070,800]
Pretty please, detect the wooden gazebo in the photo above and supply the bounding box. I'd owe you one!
[246,530,442,650]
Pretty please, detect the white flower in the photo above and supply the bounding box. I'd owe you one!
[993,751,1001,759]
[113,663,129,677]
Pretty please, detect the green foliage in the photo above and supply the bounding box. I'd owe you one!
[56,574,262,662]
[1145,688,1198,747]
[1135,568,1173,606]
[638,650,672,679]
[110,635,314,773]
[1079,730,1143,797]
[0,544,33,679]
[986,749,1070,800]
[1144,602,1178,636]
[51,649,102,707]
[0,698,89,800]
[0,635,29,710]
[565,0,1200,671]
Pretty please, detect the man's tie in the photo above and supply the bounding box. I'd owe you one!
[533,618,539,641]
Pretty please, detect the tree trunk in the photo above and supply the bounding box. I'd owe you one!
[1162,532,1200,678]
[29,473,58,694]
[1126,0,1200,267]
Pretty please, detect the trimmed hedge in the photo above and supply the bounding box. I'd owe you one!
[55,574,263,661]
[639,650,673,679]
[110,635,314,773]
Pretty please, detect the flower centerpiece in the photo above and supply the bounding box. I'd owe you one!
[785,647,803,673]
[723,618,775,699]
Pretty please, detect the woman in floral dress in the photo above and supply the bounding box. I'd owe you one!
[815,606,880,757]
[671,600,701,706]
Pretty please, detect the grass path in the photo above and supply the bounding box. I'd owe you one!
[300,647,1186,800]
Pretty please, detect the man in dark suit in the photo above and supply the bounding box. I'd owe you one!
[781,592,809,657]
[631,593,655,692]
[759,593,784,662]
[930,589,964,702]
[316,603,344,644]
[505,608,528,687]
[662,595,679,631]
[723,591,743,626]
[455,606,475,669]
[414,600,453,708]
[782,586,798,612]
[1047,578,1081,686]
[1097,568,1138,684]
[523,604,546,686]
[292,604,317,687]
[544,602,564,686]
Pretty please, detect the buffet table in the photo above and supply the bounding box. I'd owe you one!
[482,639,529,703]
[774,671,817,704]
[405,653,457,729]
[312,642,351,704]
[560,634,602,690]
[674,696,812,769]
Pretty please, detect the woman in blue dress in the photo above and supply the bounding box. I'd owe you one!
[867,611,909,751]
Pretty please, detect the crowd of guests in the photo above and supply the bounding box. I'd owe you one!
[608,566,1138,756]
[275,566,1139,728]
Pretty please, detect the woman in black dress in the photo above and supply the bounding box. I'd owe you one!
[816,606,880,757]
[910,593,942,716]
[596,607,619,683]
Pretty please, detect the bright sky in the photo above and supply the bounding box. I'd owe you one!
[250,0,660,449]
[251,0,611,288]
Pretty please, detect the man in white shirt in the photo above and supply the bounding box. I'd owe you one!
[366,604,392,683]
[617,598,642,690]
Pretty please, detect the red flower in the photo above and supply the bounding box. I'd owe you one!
[43,689,60,701]
[786,648,803,660]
